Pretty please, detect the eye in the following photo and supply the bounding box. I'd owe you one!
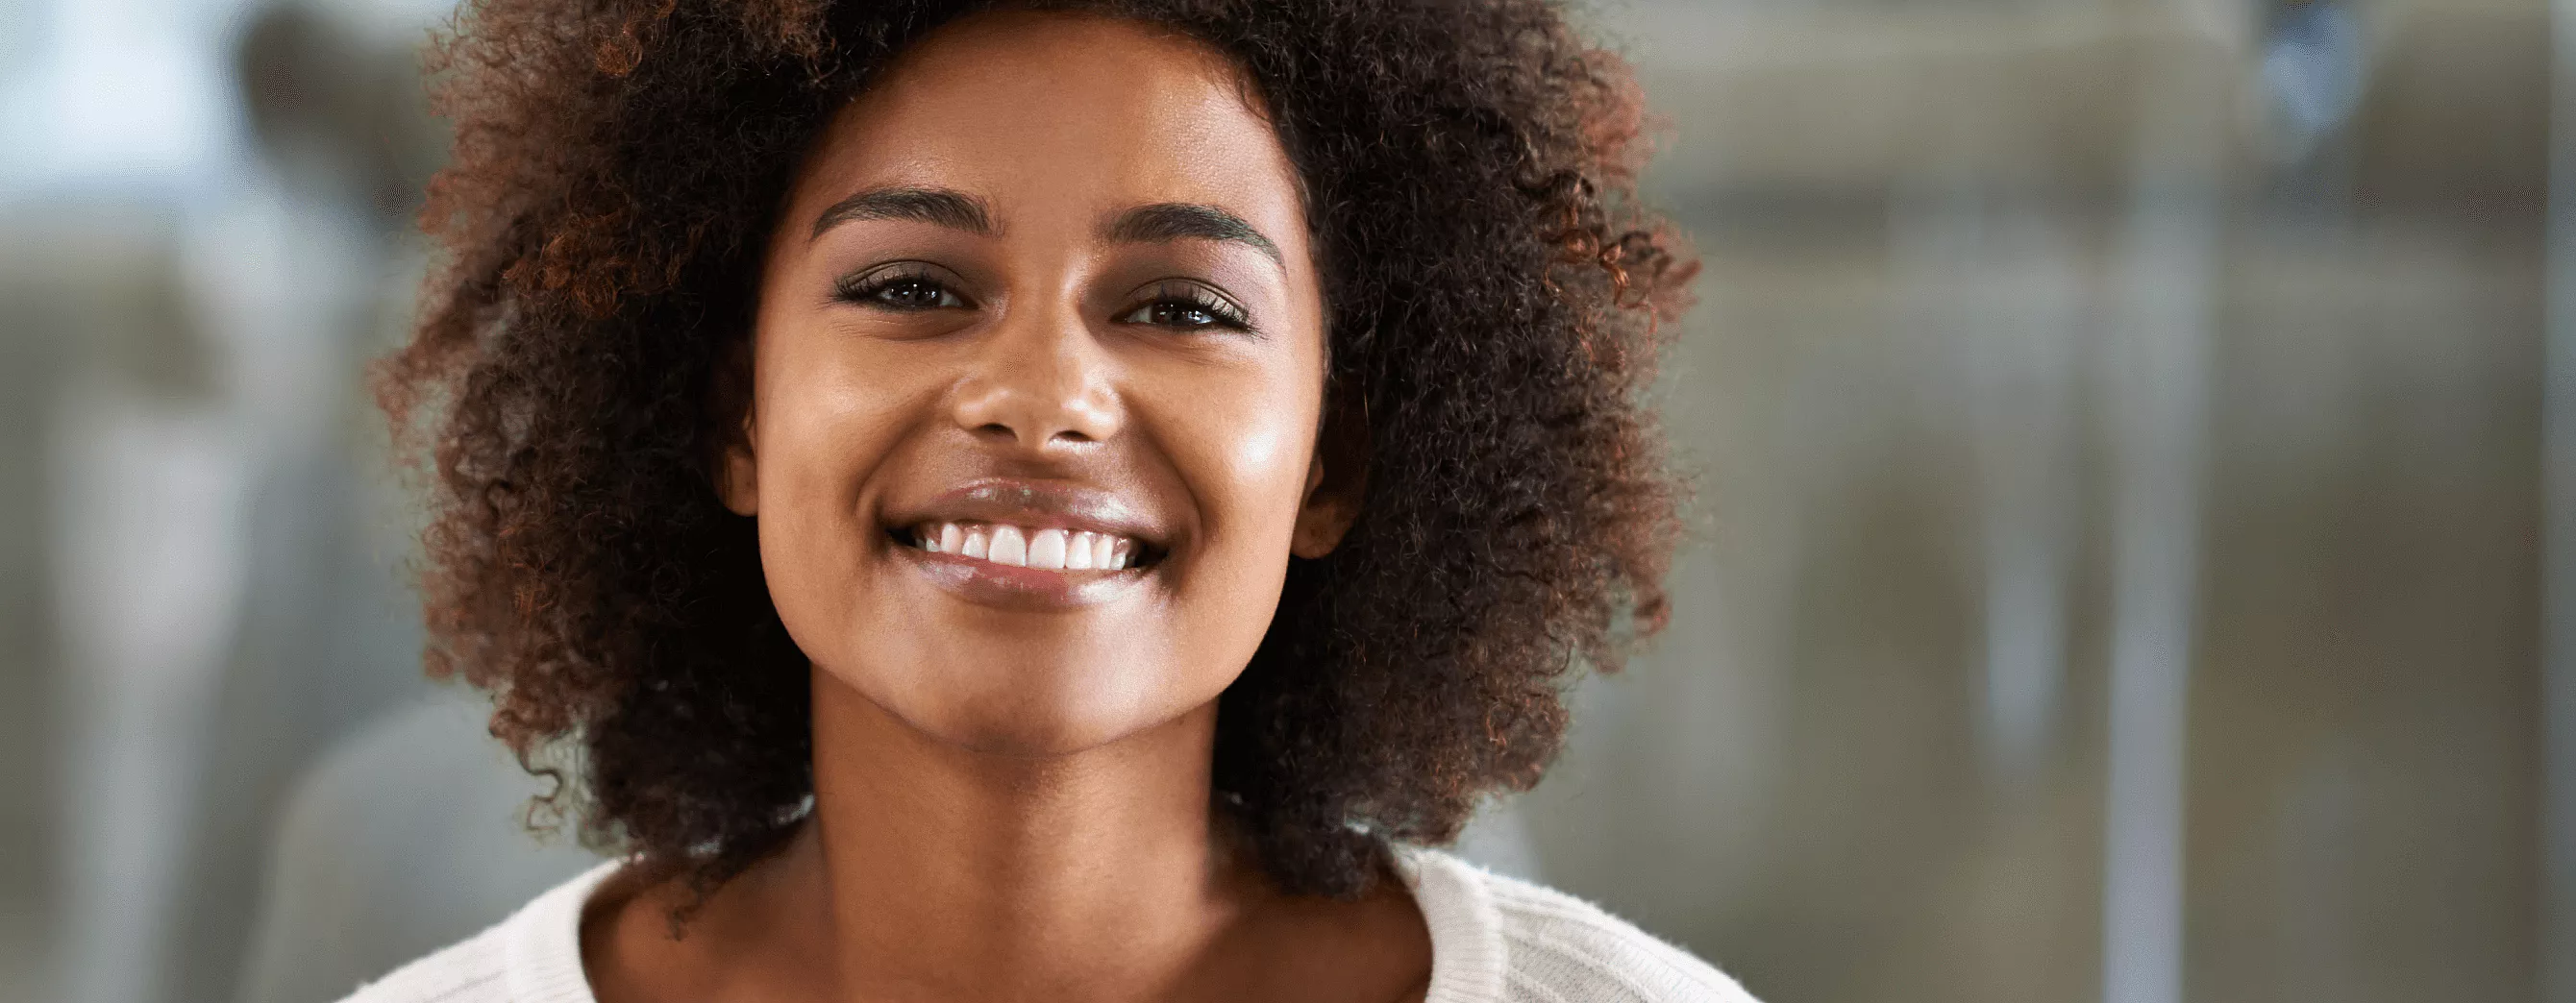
[1116,283,1251,332]
[835,264,972,311]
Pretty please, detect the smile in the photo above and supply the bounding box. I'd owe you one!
[909,522,1141,572]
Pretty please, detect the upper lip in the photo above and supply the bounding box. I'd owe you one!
[887,478,1169,549]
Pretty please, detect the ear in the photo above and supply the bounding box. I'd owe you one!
[1290,398,1367,559]
[712,339,759,517]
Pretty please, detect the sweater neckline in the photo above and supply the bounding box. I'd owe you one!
[497,847,1502,1003]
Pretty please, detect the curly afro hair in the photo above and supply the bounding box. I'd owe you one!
[382,0,1696,901]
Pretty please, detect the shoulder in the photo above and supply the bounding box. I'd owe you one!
[334,860,622,1003]
[1480,869,1758,1003]
[1403,849,1760,1003]
[333,929,513,1003]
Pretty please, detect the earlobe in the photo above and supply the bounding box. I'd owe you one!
[1289,408,1367,559]
[712,340,758,517]
[718,433,759,517]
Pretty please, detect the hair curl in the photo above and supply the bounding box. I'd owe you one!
[383,0,1696,901]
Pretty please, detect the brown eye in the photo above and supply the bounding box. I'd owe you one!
[1125,302,1221,328]
[835,265,971,311]
[872,278,959,309]
[1116,283,1251,331]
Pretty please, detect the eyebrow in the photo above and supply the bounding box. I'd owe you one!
[810,185,994,240]
[1102,203,1283,267]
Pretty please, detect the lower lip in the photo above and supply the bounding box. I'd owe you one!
[895,543,1150,611]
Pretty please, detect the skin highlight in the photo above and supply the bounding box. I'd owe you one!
[580,13,1423,1003]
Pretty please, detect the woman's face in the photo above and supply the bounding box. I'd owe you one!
[729,12,1347,755]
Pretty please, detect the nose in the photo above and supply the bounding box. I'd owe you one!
[948,306,1123,452]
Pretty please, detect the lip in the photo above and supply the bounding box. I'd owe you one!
[886,478,1169,549]
[883,477,1169,612]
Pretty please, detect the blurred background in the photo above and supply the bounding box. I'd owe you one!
[0,0,2558,1000]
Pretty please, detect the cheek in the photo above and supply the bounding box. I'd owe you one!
[748,330,928,644]
[1211,399,1310,523]
[1143,357,1321,637]
[1157,359,1320,547]
[761,367,904,503]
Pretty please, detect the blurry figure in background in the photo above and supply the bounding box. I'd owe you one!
[32,2,515,1001]
[211,4,603,1001]
[2259,0,2367,164]
[234,691,600,1003]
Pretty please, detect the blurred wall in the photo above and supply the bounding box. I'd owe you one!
[1511,2,2546,1002]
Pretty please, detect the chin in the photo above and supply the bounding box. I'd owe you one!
[828,654,1210,758]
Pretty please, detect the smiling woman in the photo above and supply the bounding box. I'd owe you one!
[358,2,1739,1002]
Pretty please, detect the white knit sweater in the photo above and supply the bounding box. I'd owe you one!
[335,848,1756,1003]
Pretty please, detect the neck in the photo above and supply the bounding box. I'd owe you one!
[756,671,1257,1003]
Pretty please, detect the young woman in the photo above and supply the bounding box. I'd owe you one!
[351,1,1746,1000]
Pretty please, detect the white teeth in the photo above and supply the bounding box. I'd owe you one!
[915,522,1141,573]
[1028,528,1068,570]
[988,526,1028,566]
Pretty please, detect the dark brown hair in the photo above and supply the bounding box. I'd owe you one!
[384,0,1695,900]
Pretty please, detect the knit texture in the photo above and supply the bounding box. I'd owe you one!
[337,849,1756,1003]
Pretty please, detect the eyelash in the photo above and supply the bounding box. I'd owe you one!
[834,268,1252,334]
[1118,283,1252,332]
[834,265,967,311]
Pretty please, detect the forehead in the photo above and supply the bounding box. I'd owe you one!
[787,11,1304,236]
